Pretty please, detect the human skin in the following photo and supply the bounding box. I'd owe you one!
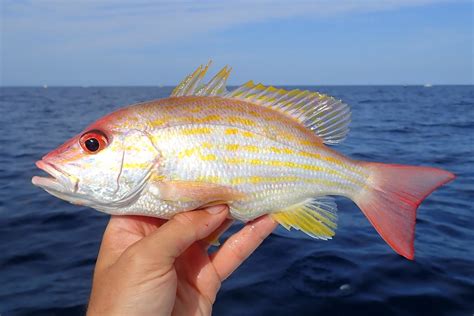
[87,205,277,316]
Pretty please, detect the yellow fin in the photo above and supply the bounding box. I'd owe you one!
[203,235,221,247]
[171,63,350,144]
[171,61,231,97]
[203,216,233,247]
[171,61,211,97]
[226,81,350,145]
[271,197,338,240]
[196,66,231,96]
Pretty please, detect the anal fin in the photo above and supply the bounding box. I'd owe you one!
[271,197,338,240]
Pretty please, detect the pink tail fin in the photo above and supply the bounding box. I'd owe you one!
[354,162,455,260]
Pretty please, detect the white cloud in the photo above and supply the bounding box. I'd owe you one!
[1,0,469,85]
[3,0,457,51]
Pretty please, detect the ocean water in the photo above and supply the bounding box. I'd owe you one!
[0,85,473,315]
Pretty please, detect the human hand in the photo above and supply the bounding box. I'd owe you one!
[87,205,277,316]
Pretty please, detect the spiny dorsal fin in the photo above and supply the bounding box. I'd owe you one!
[171,64,351,144]
[196,66,231,96]
[225,81,351,144]
[271,197,338,240]
[171,61,231,97]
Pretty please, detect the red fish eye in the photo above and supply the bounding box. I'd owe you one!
[79,130,108,154]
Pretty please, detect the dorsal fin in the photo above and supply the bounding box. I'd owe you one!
[171,64,351,144]
[225,81,351,144]
[196,66,231,96]
[171,61,231,97]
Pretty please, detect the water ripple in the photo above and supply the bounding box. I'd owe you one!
[1,86,473,315]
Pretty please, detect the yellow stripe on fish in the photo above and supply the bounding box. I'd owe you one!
[174,142,364,182]
[180,127,213,136]
[229,176,344,188]
[32,64,454,260]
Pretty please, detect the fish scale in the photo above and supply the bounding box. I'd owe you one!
[32,63,455,259]
[151,123,363,220]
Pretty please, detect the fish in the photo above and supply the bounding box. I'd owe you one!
[32,62,455,259]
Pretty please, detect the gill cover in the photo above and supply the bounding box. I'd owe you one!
[97,129,160,207]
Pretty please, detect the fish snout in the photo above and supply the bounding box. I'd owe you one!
[32,160,78,193]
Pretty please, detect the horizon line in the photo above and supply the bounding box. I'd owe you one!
[1,84,473,88]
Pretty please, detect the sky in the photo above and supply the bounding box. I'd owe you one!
[1,0,473,86]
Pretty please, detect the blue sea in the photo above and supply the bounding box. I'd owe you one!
[0,85,473,315]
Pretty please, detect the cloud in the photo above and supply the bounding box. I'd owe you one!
[3,0,456,52]
[2,0,469,85]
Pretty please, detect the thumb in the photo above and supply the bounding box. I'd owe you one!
[124,205,229,267]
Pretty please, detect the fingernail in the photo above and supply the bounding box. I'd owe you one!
[205,205,227,215]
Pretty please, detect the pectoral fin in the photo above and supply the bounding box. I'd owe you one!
[153,180,246,204]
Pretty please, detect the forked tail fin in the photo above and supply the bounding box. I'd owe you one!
[354,162,455,260]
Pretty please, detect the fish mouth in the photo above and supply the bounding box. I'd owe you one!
[32,160,76,193]
[32,159,149,210]
[32,160,100,207]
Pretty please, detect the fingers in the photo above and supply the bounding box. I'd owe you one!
[203,218,234,249]
[211,215,277,281]
[124,205,229,268]
[95,215,167,273]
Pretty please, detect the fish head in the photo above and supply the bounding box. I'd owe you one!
[32,112,159,211]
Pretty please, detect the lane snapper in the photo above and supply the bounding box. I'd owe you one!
[32,63,455,259]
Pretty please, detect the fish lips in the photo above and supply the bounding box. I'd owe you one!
[32,160,77,193]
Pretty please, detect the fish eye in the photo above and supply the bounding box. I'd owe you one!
[79,130,108,154]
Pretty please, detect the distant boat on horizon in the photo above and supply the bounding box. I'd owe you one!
[424,83,433,88]
[43,84,48,89]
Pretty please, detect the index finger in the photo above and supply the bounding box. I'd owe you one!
[95,215,167,273]
[210,215,277,281]
[124,205,229,267]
